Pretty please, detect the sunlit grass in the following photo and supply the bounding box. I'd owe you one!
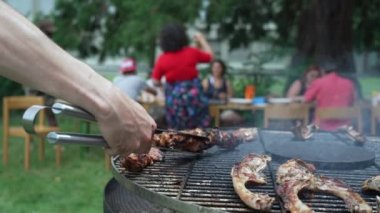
[0,117,111,213]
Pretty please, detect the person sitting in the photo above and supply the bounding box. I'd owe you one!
[303,61,356,131]
[287,65,321,99]
[202,59,243,125]
[113,58,155,101]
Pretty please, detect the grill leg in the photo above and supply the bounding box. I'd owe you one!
[24,135,31,170]
[38,137,45,161]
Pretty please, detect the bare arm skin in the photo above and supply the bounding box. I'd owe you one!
[0,2,156,156]
[286,80,302,98]
[226,80,233,98]
[193,32,214,58]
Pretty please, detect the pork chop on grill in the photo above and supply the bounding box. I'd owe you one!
[231,154,275,211]
[313,176,372,213]
[362,175,380,192]
[120,147,164,172]
[276,159,372,213]
[276,159,316,213]
[152,128,257,152]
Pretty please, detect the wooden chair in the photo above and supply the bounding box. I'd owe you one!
[3,96,61,170]
[315,106,362,131]
[264,103,310,128]
[208,104,221,127]
[371,106,380,135]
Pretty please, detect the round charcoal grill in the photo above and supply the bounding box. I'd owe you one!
[103,130,380,213]
[23,103,379,212]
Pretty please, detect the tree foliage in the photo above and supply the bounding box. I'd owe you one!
[53,0,380,71]
[53,0,200,62]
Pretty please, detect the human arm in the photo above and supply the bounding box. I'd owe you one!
[193,32,214,59]
[202,78,209,91]
[226,80,233,98]
[303,81,319,103]
[286,80,302,98]
[0,2,155,156]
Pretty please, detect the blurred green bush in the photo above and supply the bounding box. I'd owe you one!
[0,77,24,105]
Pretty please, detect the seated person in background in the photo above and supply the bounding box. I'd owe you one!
[303,61,355,131]
[287,65,321,99]
[113,58,155,101]
[202,59,243,125]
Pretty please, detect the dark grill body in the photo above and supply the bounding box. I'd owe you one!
[105,130,380,212]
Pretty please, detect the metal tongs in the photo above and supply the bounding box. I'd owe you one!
[22,102,209,148]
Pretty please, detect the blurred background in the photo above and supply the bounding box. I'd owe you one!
[4,0,380,98]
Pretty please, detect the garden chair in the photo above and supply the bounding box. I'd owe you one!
[264,103,310,129]
[316,106,362,132]
[3,96,62,170]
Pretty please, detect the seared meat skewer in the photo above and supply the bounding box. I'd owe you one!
[153,128,257,152]
[231,154,275,211]
[120,128,257,171]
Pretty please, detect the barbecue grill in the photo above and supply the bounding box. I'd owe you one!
[22,105,379,212]
[104,129,380,213]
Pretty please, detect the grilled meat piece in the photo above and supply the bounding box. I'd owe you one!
[120,147,164,172]
[276,159,316,213]
[152,128,257,152]
[276,159,372,213]
[314,176,372,213]
[292,121,318,140]
[231,154,275,211]
[338,125,366,144]
[362,175,380,192]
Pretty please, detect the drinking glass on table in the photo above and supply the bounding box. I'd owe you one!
[245,85,256,100]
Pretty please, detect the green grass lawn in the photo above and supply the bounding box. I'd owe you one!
[0,117,111,213]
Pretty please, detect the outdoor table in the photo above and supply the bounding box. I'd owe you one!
[209,101,266,127]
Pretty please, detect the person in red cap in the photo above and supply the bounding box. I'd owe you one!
[113,58,153,101]
[0,2,156,156]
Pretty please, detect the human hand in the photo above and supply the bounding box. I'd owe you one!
[193,32,206,43]
[218,93,227,100]
[95,87,156,156]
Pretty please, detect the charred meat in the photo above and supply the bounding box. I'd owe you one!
[276,159,372,213]
[231,154,275,211]
[152,128,257,152]
[338,125,366,144]
[362,175,380,192]
[314,176,372,212]
[120,147,164,172]
[292,121,318,140]
[276,159,316,213]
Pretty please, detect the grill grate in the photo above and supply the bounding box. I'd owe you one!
[113,130,380,212]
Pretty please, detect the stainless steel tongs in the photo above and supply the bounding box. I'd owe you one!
[22,102,209,148]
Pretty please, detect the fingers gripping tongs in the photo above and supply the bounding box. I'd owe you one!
[22,102,209,148]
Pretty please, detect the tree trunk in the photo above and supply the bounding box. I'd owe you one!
[291,0,355,73]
